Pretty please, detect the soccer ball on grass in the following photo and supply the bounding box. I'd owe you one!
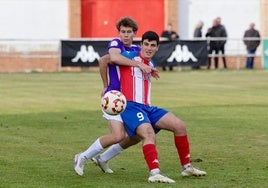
[101,90,127,115]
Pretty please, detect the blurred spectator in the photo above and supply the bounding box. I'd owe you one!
[192,21,203,69]
[161,23,179,41]
[206,17,227,69]
[205,19,217,69]
[161,23,179,71]
[243,22,261,69]
[193,21,203,38]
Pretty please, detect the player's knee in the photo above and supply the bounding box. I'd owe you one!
[110,132,125,143]
[142,131,156,141]
[174,119,187,134]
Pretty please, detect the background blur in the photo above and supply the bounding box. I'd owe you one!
[0,0,266,39]
[0,0,267,72]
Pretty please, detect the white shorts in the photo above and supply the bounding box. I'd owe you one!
[102,110,123,122]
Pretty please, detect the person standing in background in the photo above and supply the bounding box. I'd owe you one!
[206,19,218,69]
[192,21,204,69]
[161,23,179,71]
[194,21,203,38]
[206,17,227,69]
[161,23,179,41]
[214,17,228,69]
[243,22,261,69]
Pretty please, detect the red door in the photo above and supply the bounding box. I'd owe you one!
[81,0,165,38]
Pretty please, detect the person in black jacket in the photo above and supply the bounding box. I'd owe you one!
[161,23,179,40]
[206,17,227,69]
[243,23,261,69]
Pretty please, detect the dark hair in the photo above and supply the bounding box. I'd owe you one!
[116,17,138,32]
[141,31,159,45]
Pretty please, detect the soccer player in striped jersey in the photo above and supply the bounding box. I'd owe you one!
[95,31,206,183]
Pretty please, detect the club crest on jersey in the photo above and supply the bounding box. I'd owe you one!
[110,40,119,47]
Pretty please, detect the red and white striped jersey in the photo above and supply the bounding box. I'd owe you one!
[119,53,154,106]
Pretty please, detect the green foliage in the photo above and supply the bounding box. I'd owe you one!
[0,70,267,188]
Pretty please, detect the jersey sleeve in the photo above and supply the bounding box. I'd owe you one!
[108,38,123,51]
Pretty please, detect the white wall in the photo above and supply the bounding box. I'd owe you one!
[0,0,260,42]
[0,0,68,39]
[179,0,260,39]
[179,0,260,54]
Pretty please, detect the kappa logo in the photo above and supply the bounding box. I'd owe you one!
[71,45,100,63]
[167,44,197,63]
[152,159,159,164]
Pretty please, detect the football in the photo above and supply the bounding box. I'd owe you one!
[101,90,127,115]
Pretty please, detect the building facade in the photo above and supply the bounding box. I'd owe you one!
[0,0,267,72]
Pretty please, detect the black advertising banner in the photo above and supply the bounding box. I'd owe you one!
[152,40,208,67]
[61,40,109,66]
[61,40,208,67]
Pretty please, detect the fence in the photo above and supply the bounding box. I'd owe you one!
[192,37,262,69]
[0,38,264,72]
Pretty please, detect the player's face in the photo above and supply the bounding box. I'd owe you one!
[140,39,159,59]
[119,26,136,47]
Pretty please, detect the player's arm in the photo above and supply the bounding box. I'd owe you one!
[98,54,110,95]
[109,48,153,74]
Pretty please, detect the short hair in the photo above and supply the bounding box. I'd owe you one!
[116,17,138,32]
[141,31,159,45]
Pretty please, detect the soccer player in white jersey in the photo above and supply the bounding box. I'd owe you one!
[95,31,206,183]
[73,17,156,176]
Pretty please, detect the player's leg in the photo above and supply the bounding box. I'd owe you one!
[92,134,141,173]
[135,123,175,183]
[99,119,126,147]
[99,134,141,161]
[74,117,125,175]
[91,106,142,173]
[155,111,206,177]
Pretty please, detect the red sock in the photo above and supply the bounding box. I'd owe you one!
[174,135,191,166]
[142,144,159,171]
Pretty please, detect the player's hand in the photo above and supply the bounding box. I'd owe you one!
[151,68,160,80]
[137,62,153,74]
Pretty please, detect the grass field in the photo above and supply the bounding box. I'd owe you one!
[0,70,267,188]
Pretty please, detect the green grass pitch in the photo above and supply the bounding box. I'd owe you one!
[0,70,267,188]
